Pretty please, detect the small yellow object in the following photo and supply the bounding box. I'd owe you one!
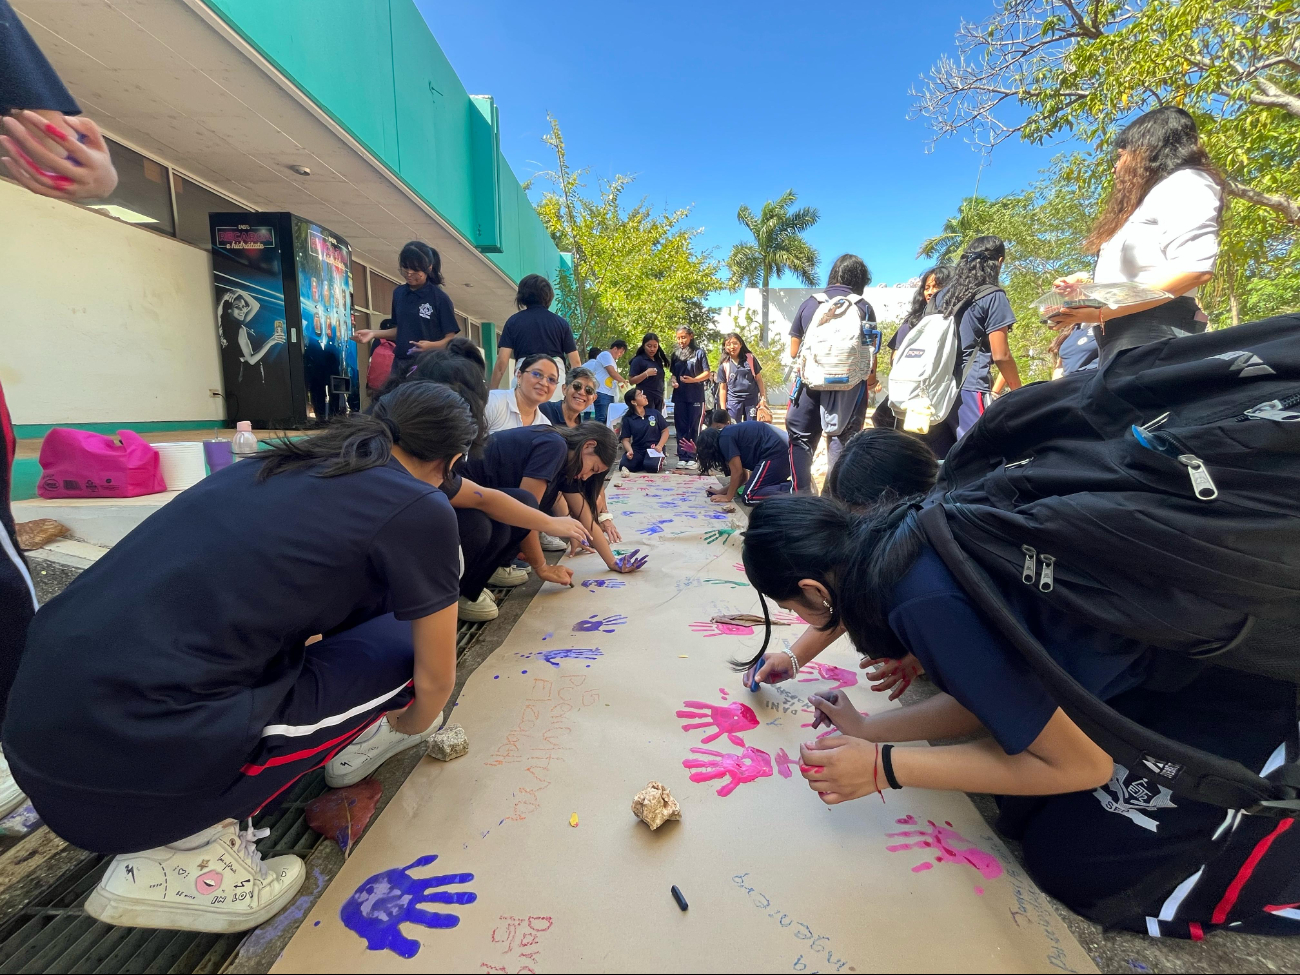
[569,813,579,828]
[678,654,689,658]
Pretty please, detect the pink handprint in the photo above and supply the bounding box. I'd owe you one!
[683,745,773,797]
[677,700,759,745]
[689,620,753,637]
[797,662,859,691]
[774,748,797,779]
[886,815,1004,881]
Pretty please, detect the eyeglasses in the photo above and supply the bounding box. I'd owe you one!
[571,382,597,395]
[524,369,559,387]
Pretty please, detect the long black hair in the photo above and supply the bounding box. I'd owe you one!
[634,332,670,370]
[674,326,699,354]
[694,426,725,475]
[827,253,871,293]
[718,331,755,369]
[556,421,618,524]
[900,265,954,330]
[735,496,923,672]
[258,381,475,480]
[399,241,443,286]
[823,428,938,507]
[406,350,490,455]
[516,353,559,379]
[938,236,1005,317]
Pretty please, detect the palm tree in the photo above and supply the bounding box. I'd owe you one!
[916,195,1008,264]
[728,190,820,343]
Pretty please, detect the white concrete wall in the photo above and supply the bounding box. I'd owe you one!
[0,180,223,426]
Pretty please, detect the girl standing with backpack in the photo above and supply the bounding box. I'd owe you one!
[716,332,769,423]
[669,327,712,468]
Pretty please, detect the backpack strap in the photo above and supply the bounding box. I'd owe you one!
[812,293,829,303]
[746,352,757,374]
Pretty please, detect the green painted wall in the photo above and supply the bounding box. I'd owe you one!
[202,0,559,285]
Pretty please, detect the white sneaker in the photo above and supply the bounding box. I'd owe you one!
[487,565,528,588]
[324,712,443,788]
[539,533,569,552]
[84,820,304,933]
[458,591,498,622]
[678,460,698,470]
[0,748,28,820]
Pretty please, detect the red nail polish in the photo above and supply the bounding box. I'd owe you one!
[44,123,68,141]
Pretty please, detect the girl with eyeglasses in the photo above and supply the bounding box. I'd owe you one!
[485,354,559,433]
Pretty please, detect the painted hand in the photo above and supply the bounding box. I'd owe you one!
[799,735,881,805]
[683,745,773,797]
[677,700,759,745]
[339,855,477,959]
[612,550,648,573]
[0,111,118,200]
[860,654,922,701]
[798,662,859,691]
[703,527,738,545]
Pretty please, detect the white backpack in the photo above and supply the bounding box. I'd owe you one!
[796,293,878,391]
[887,286,999,432]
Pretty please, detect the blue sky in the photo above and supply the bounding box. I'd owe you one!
[417,0,1069,294]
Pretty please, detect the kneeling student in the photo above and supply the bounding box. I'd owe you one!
[696,421,792,504]
[4,382,474,933]
[619,388,670,473]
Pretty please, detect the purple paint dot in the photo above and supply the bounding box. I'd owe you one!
[313,920,320,927]
[521,670,527,674]
[493,675,499,679]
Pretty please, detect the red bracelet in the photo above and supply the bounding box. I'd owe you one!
[872,742,886,803]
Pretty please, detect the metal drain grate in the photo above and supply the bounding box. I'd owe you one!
[0,584,516,974]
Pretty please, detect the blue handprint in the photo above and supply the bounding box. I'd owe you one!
[639,524,664,536]
[340,855,477,958]
[572,614,628,633]
[707,511,732,520]
[581,578,626,590]
[521,648,604,668]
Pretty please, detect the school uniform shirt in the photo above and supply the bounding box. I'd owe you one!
[538,399,578,427]
[1058,325,1100,375]
[718,354,762,401]
[1093,169,1221,295]
[459,426,569,513]
[3,456,460,801]
[586,351,620,394]
[719,421,787,471]
[629,353,666,401]
[887,545,1152,755]
[0,0,80,115]
[933,285,1017,394]
[390,280,457,366]
[620,409,668,450]
[670,348,711,404]
[484,388,553,434]
[498,306,578,361]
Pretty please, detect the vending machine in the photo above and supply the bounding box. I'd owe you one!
[208,212,358,428]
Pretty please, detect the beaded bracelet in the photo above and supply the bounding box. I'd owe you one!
[782,648,800,679]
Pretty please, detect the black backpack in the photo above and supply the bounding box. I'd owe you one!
[916,312,1300,816]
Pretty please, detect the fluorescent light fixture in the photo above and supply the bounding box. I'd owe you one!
[86,204,159,224]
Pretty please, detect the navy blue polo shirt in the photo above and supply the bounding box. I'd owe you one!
[391,281,457,365]
[886,545,1151,754]
[538,399,577,427]
[718,354,762,400]
[670,348,711,404]
[719,421,786,470]
[1058,325,1100,375]
[498,306,577,361]
[0,2,80,114]
[620,408,668,450]
[459,426,569,512]
[4,455,460,799]
[933,286,1016,393]
[789,285,876,342]
[629,353,666,400]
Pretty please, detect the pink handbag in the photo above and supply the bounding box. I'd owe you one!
[37,428,167,499]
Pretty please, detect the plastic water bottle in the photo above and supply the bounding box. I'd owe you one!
[231,421,258,462]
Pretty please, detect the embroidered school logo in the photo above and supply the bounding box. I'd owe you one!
[1210,350,1275,378]
[1141,756,1183,780]
[902,348,926,359]
[418,302,433,319]
[1093,763,1177,832]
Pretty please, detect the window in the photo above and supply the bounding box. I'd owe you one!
[84,138,174,234]
[174,174,246,248]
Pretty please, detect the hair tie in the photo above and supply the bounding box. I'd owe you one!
[378,416,400,445]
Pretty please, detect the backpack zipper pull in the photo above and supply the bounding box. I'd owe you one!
[1021,545,1037,584]
[1140,412,1171,432]
[1038,555,1056,592]
[1178,454,1219,501]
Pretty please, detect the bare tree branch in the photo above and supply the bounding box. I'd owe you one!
[1225,180,1300,225]
[1248,77,1300,118]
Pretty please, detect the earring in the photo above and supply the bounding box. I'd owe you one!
[822,599,830,609]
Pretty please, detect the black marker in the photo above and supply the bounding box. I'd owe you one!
[810,690,839,730]
[671,885,688,911]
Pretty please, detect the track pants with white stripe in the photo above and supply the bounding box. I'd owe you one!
[741,450,792,502]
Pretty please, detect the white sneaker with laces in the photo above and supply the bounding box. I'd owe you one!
[83,820,304,933]
[539,533,568,552]
[0,748,28,820]
[324,712,443,788]
[458,591,498,622]
[487,565,528,588]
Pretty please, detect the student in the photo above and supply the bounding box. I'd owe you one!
[3,383,477,932]
[707,409,732,429]
[485,354,558,433]
[460,423,640,577]
[490,274,580,395]
[355,242,458,375]
[737,495,1300,938]
[872,265,953,431]
[696,422,791,504]
[1048,107,1221,365]
[619,388,670,473]
[587,340,629,423]
[1053,324,1100,378]
[716,332,769,423]
[786,255,876,493]
[540,367,599,428]
[627,333,669,411]
[669,327,711,468]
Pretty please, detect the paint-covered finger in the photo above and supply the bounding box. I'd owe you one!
[1,153,66,197]
[1,116,76,177]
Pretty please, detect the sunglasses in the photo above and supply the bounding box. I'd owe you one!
[524,369,559,387]
[571,381,597,395]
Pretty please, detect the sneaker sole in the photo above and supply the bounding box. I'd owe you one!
[487,574,528,588]
[324,727,438,789]
[458,605,499,623]
[84,867,306,933]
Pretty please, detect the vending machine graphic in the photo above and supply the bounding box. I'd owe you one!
[209,213,357,428]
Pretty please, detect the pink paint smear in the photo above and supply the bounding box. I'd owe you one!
[683,746,773,796]
[774,748,797,779]
[887,815,1002,883]
[677,700,759,746]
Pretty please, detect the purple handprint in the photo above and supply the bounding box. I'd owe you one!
[797,662,859,691]
[683,745,773,797]
[572,614,627,633]
[581,579,626,590]
[677,699,760,745]
[340,855,477,958]
[613,549,648,571]
[638,524,664,536]
[519,648,603,668]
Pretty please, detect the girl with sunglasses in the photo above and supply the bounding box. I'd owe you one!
[485,354,559,433]
[540,367,599,428]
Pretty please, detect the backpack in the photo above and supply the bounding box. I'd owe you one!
[914,311,1300,817]
[366,339,396,391]
[797,293,879,391]
[887,285,1001,431]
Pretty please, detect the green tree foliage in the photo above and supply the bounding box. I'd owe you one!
[727,191,820,344]
[528,116,725,351]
